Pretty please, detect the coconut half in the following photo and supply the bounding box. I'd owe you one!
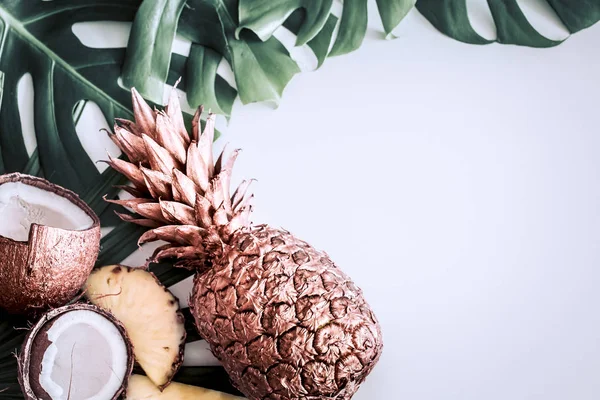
[19,303,134,400]
[0,173,101,315]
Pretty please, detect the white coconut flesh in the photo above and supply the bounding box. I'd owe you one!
[34,310,129,400]
[0,182,93,241]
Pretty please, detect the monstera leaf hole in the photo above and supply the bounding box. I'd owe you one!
[417,0,591,48]
[271,26,319,72]
[463,0,495,40]
[16,73,36,157]
[73,100,119,173]
[517,0,570,40]
[442,0,570,43]
[72,21,132,49]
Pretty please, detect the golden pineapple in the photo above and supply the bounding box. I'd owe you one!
[105,87,383,399]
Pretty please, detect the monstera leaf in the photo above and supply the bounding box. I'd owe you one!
[238,0,415,51]
[416,0,600,47]
[121,0,416,108]
[0,1,235,397]
[123,0,301,111]
[121,0,600,117]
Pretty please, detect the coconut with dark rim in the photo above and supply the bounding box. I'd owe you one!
[18,303,134,399]
[0,173,101,315]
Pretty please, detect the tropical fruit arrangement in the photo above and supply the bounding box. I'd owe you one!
[0,88,383,400]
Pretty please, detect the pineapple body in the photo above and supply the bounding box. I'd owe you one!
[190,225,383,400]
[106,87,384,399]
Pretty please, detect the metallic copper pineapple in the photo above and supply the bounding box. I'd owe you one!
[105,87,383,400]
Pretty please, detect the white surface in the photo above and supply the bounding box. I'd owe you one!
[225,10,600,400]
[27,5,600,399]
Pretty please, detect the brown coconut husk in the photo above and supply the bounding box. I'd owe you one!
[18,303,135,400]
[0,173,101,315]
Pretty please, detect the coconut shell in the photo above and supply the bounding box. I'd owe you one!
[18,303,135,400]
[0,173,101,315]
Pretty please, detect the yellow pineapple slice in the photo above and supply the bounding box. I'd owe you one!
[126,374,244,399]
[85,265,185,389]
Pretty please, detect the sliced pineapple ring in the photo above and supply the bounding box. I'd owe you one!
[85,265,186,389]
[126,375,244,399]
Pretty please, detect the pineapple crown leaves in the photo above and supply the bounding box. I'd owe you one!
[104,86,254,269]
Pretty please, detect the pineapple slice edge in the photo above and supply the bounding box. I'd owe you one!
[85,264,186,390]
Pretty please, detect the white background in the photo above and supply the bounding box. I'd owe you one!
[31,2,600,399]
[227,6,600,400]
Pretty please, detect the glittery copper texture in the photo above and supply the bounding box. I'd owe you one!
[18,303,134,400]
[0,173,101,315]
[106,87,384,399]
[190,225,383,400]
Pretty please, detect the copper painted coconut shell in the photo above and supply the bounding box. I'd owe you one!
[18,303,135,400]
[0,173,101,315]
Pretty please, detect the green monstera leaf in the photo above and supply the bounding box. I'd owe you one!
[0,1,236,397]
[239,0,416,53]
[416,0,600,48]
[122,0,417,110]
[123,0,600,119]
[123,0,300,111]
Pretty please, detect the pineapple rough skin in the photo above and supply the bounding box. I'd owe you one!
[190,225,383,400]
[105,86,383,399]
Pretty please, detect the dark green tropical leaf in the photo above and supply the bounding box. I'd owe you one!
[123,0,300,109]
[170,2,240,115]
[307,14,339,67]
[186,44,237,117]
[0,0,140,183]
[545,0,600,33]
[237,0,415,56]
[121,0,187,102]
[123,0,600,122]
[416,0,492,45]
[0,310,27,396]
[329,0,368,56]
[20,149,41,177]
[488,0,561,47]
[97,222,147,266]
[377,0,416,39]
[416,0,600,48]
[149,262,195,288]
[237,0,334,45]
[282,10,338,68]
